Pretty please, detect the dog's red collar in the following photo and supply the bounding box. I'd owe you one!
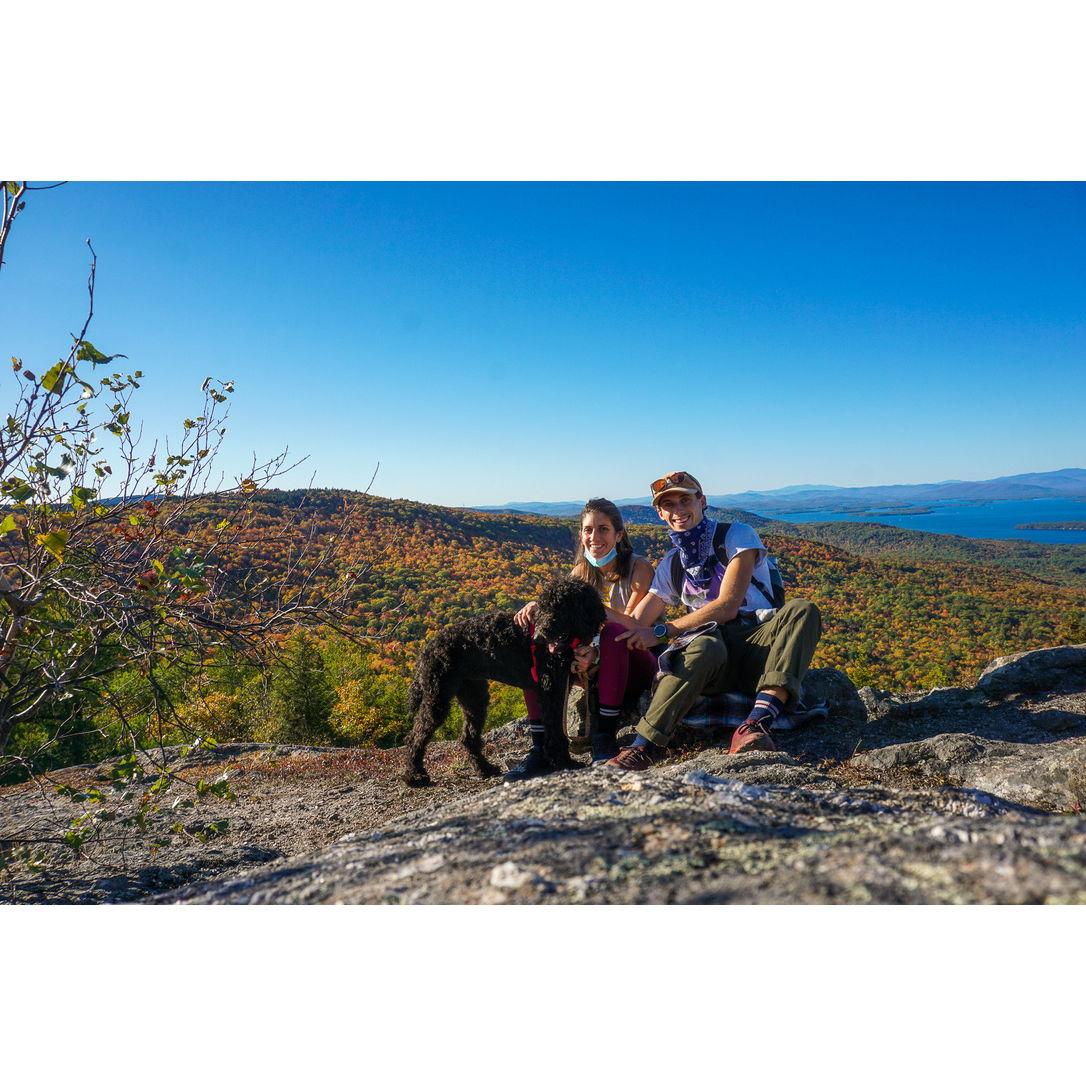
[528,623,580,684]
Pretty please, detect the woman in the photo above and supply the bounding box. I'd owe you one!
[514,498,658,764]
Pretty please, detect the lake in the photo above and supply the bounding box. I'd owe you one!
[772,498,1086,544]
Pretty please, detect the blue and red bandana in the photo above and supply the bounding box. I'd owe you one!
[667,516,718,588]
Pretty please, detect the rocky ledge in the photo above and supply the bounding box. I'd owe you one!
[3,645,1084,905]
[168,644,1086,905]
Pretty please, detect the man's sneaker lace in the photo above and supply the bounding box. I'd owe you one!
[606,744,659,772]
[728,719,777,755]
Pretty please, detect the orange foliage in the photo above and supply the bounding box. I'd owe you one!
[186,490,1086,694]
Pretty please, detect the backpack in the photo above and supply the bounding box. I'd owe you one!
[669,521,785,616]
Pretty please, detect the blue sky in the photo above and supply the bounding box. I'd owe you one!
[1,182,1083,507]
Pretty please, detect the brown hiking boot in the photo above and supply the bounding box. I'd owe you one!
[606,744,660,772]
[728,719,777,755]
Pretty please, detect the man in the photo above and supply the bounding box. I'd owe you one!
[609,470,823,771]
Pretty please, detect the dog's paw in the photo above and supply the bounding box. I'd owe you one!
[404,771,432,788]
[475,759,503,779]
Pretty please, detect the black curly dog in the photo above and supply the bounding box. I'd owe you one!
[403,578,606,786]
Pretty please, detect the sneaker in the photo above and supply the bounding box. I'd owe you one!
[504,747,558,783]
[605,744,660,772]
[590,731,619,763]
[728,719,777,755]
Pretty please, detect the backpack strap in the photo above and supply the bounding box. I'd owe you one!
[714,521,776,609]
[712,521,730,562]
[669,548,682,598]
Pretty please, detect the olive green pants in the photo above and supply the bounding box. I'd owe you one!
[636,598,823,747]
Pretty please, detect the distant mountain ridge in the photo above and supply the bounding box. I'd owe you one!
[477,468,1086,517]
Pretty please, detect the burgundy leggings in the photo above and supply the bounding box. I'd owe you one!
[523,621,657,719]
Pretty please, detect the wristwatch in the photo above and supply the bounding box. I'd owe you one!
[652,622,670,643]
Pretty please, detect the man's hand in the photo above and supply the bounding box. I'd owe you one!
[513,601,539,630]
[616,626,662,651]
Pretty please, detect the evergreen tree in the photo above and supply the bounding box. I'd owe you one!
[272,633,336,744]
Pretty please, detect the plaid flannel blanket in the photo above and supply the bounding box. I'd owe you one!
[677,690,829,732]
[654,621,829,733]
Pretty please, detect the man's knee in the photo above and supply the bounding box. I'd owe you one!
[676,632,727,675]
[782,598,821,632]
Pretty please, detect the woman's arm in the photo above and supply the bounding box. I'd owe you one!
[599,557,657,629]
[623,557,655,615]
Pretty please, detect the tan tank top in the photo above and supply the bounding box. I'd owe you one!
[601,554,646,614]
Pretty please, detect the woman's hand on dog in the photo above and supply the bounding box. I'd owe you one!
[514,601,539,629]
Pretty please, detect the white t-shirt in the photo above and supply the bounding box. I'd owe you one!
[648,522,775,615]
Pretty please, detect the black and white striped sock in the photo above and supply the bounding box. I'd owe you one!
[598,704,620,735]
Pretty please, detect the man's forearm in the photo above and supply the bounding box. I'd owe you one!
[632,592,667,626]
[668,597,741,632]
[661,550,756,635]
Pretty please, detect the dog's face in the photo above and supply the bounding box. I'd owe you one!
[533,577,606,654]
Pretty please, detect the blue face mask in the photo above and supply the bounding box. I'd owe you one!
[584,545,618,568]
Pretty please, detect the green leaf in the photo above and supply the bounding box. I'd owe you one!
[110,752,144,785]
[74,340,127,367]
[70,486,97,511]
[40,361,69,394]
[62,830,86,854]
[0,514,17,535]
[148,773,172,796]
[36,529,69,561]
[151,559,165,575]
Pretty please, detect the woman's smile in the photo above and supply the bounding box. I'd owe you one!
[581,510,621,561]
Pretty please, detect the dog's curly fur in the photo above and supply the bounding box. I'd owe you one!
[403,577,606,786]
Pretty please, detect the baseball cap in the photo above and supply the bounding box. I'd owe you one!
[650,470,703,506]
